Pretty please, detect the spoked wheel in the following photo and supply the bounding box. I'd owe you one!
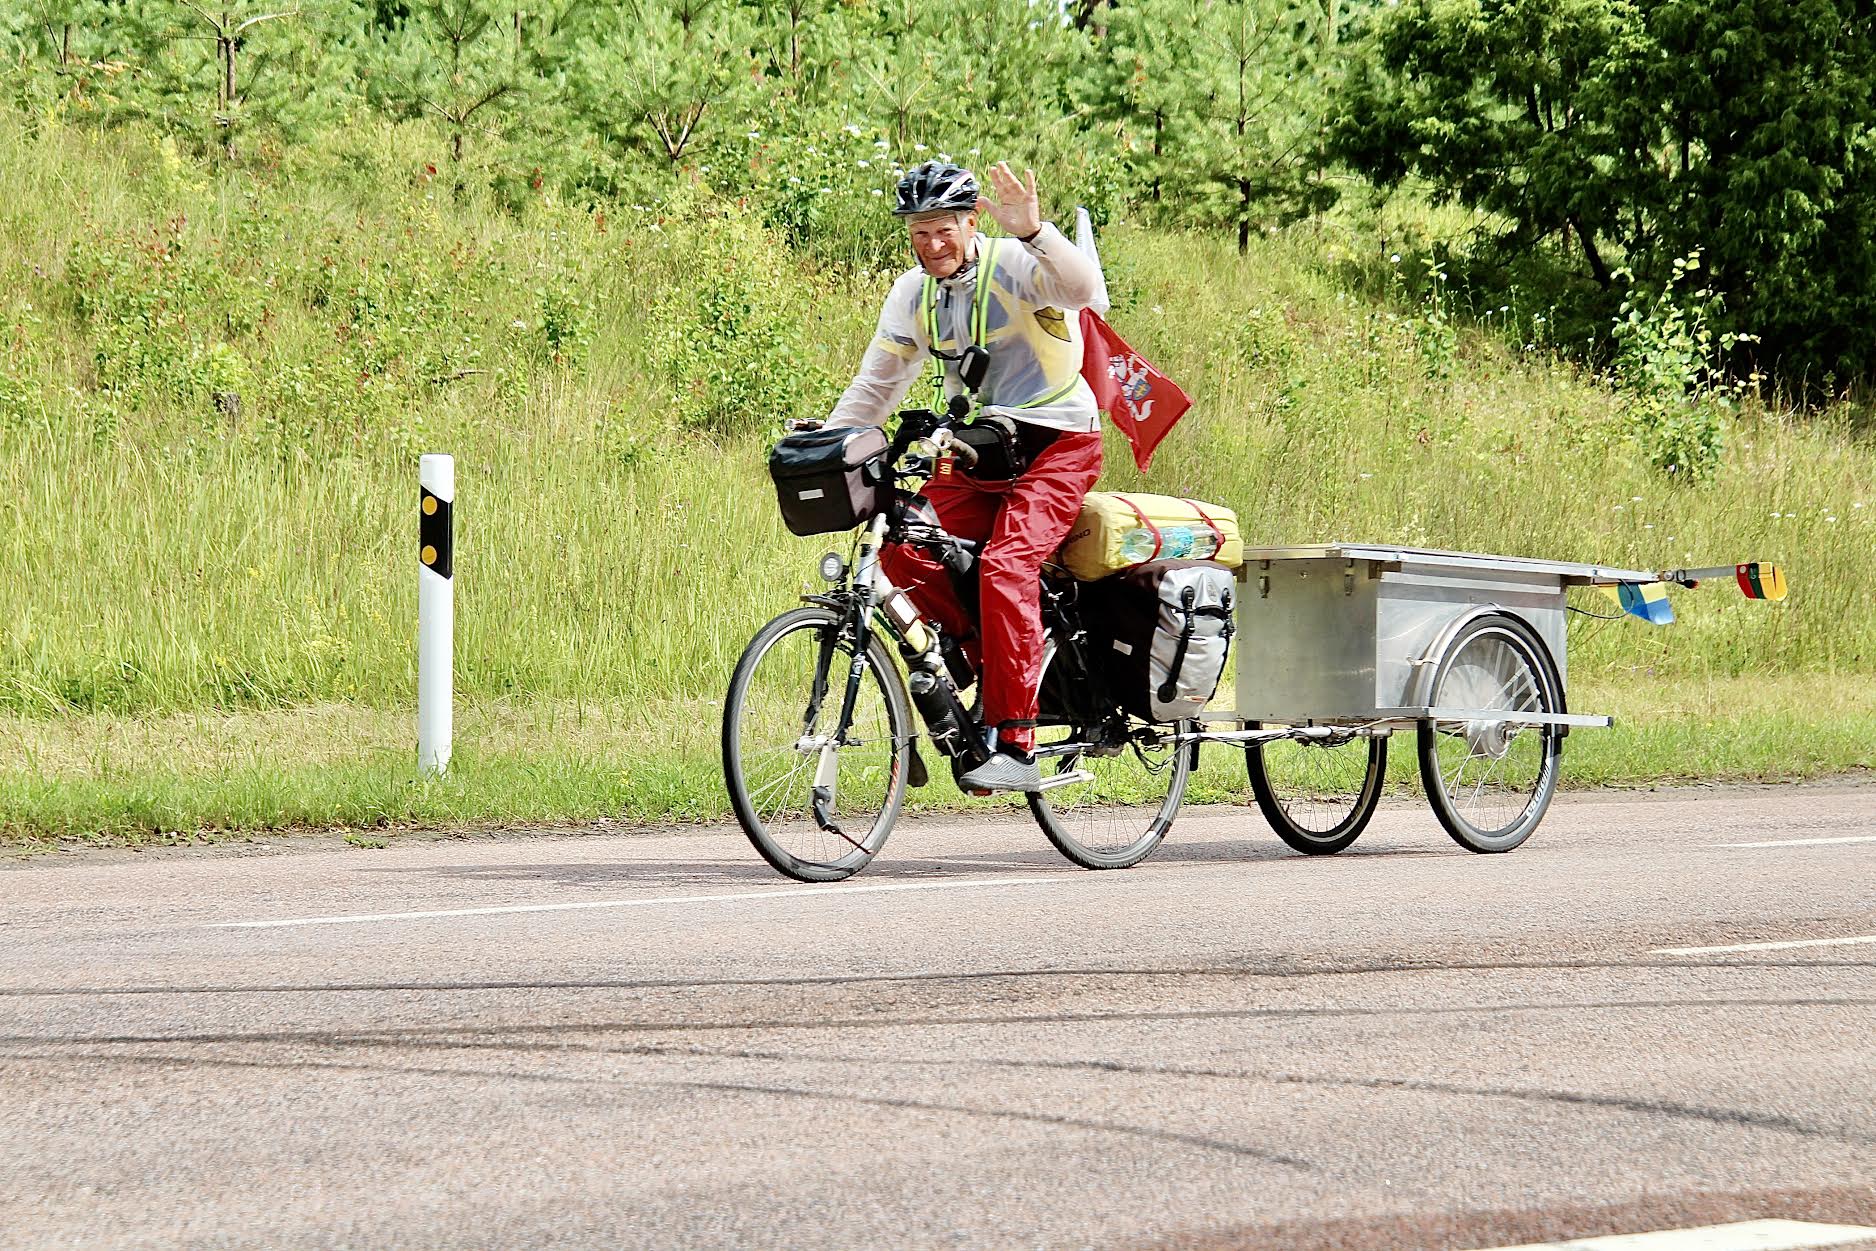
[722,606,912,882]
[1246,724,1389,854]
[1027,718,1195,870]
[1415,614,1562,853]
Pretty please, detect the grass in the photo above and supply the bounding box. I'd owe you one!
[5,674,1869,850]
[2,114,1873,844]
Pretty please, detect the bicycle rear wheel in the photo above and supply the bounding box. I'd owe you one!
[1027,719,1194,870]
[722,606,912,881]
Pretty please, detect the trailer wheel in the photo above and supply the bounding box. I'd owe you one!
[1246,726,1388,854]
[1415,614,1562,853]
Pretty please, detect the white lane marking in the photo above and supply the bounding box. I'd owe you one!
[1654,934,1876,956]
[212,875,1072,930]
[1713,835,1876,848]
[1465,1218,1876,1251]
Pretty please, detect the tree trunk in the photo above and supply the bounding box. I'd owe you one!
[222,31,238,161]
[1238,178,1251,254]
[1569,216,1613,287]
[1152,108,1163,202]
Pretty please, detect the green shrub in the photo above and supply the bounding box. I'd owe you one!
[647,211,836,436]
[1612,253,1757,482]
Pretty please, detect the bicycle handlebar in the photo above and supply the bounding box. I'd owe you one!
[889,397,978,472]
[933,427,978,469]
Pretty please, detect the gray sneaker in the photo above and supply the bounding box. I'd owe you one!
[956,750,1041,794]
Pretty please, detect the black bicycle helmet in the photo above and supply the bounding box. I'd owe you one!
[892,161,979,217]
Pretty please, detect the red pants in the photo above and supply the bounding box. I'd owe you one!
[881,430,1103,753]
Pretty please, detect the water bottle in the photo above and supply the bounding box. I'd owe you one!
[1116,524,1220,564]
[907,669,971,756]
[1117,528,1160,562]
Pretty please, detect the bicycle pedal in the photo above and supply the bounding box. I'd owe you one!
[965,787,992,798]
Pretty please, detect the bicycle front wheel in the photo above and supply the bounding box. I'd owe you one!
[1027,719,1194,870]
[722,606,912,882]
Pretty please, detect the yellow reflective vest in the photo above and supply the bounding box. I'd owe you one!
[827,224,1104,434]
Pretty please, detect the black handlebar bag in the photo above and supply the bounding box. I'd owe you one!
[768,426,890,536]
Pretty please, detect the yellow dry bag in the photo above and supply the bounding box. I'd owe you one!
[1055,492,1243,582]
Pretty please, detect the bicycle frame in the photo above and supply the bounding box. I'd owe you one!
[796,420,1180,808]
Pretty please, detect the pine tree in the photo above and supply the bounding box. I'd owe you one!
[112,0,360,161]
[368,0,539,163]
[568,0,753,172]
[1107,0,1339,249]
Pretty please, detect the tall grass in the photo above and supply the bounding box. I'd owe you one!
[2,115,1871,839]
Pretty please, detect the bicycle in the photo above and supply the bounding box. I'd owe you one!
[721,403,1199,882]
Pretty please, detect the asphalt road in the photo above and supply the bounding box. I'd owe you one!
[4,785,1875,1251]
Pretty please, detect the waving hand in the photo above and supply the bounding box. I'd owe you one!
[975,162,1042,239]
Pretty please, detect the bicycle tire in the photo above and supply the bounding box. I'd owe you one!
[722,606,912,881]
[1026,719,1194,870]
[1246,725,1388,855]
[1415,614,1562,854]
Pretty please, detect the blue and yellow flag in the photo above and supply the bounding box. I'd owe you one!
[1599,581,1675,625]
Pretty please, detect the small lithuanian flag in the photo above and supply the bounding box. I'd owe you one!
[1735,562,1788,601]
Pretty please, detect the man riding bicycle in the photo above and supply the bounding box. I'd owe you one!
[824,160,1105,793]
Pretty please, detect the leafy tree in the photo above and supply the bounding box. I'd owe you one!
[1330,0,1639,282]
[1330,0,1876,386]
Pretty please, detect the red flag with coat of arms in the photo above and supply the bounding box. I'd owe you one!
[1071,207,1192,472]
[1079,309,1193,473]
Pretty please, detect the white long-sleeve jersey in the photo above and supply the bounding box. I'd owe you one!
[826,223,1104,433]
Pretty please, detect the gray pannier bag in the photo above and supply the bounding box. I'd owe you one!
[767,426,891,536]
[1085,559,1236,723]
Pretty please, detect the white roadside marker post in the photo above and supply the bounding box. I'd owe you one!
[418,453,454,776]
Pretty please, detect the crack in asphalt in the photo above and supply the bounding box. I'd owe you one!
[13,1031,1869,1155]
[0,956,1869,999]
[3,1048,1316,1169]
[4,994,1871,1050]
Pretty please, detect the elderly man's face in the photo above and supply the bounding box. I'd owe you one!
[908,212,976,278]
